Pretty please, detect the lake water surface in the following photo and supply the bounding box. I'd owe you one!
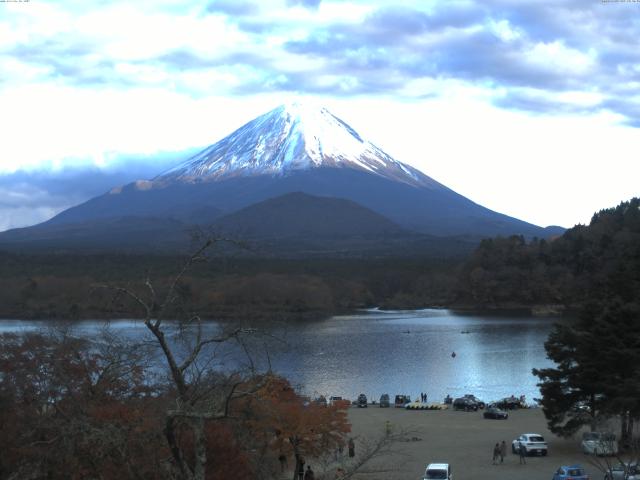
[0,309,558,405]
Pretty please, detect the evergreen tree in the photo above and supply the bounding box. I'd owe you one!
[534,198,640,443]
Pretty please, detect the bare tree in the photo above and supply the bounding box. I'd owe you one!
[312,426,416,480]
[582,421,640,480]
[99,239,266,480]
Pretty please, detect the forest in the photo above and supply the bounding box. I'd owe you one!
[455,197,640,312]
[0,198,638,321]
[0,253,459,321]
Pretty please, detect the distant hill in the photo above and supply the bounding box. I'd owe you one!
[213,191,405,238]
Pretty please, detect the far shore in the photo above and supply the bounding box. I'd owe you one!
[0,303,572,323]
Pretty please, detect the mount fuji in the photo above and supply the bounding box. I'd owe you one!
[0,103,562,253]
[154,102,434,188]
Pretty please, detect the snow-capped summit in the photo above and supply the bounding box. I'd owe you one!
[154,102,435,188]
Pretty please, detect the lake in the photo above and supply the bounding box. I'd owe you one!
[0,309,558,405]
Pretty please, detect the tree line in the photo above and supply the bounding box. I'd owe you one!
[0,254,460,321]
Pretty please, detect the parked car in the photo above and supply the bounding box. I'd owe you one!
[604,462,639,480]
[379,394,390,407]
[512,433,548,456]
[495,397,523,410]
[394,394,410,407]
[329,396,350,408]
[581,431,618,456]
[463,394,485,409]
[357,393,367,408]
[552,464,589,480]
[483,406,508,419]
[453,397,478,411]
[423,463,452,480]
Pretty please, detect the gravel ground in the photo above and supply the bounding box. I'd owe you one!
[341,405,611,480]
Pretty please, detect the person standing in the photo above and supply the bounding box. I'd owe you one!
[298,456,306,479]
[278,453,287,473]
[348,438,355,458]
[518,441,526,464]
[304,465,315,480]
[500,440,507,463]
[492,443,500,465]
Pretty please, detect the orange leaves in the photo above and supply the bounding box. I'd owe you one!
[0,332,167,479]
[235,374,351,458]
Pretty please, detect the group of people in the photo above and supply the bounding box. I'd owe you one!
[419,392,428,403]
[294,458,315,480]
[492,440,527,465]
[491,440,507,465]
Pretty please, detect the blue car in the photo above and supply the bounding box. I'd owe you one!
[553,465,589,480]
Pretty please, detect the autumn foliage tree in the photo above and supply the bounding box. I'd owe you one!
[0,331,167,479]
[235,376,351,479]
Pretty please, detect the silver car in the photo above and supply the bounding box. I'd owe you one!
[512,433,548,456]
[604,462,639,480]
[581,431,618,456]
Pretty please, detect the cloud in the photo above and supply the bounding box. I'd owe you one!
[0,178,88,231]
[0,153,190,231]
[3,1,639,126]
[601,98,640,128]
[4,40,123,87]
[493,89,601,116]
[287,0,322,9]
[205,0,260,17]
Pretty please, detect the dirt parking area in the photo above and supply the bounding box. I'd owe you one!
[345,406,609,480]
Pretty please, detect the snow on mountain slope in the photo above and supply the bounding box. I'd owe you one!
[154,102,440,189]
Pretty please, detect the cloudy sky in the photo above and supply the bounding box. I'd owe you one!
[1,0,639,231]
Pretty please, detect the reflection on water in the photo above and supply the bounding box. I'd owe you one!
[263,309,557,403]
[0,309,558,404]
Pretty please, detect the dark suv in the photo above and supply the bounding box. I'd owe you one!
[463,394,485,409]
[357,393,368,408]
[379,394,390,408]
[453,397,479,411]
